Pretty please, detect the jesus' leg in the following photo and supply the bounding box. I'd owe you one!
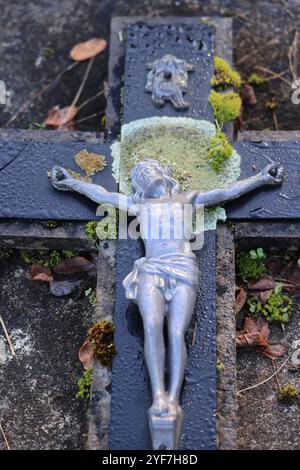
[167,284,197,413]
[137,272,168,416]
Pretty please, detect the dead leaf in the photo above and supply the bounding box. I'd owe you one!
[46,105,78,129]
[53,256,96,275]
[235,286,247,314]
[27,264,53,282]
[248,277,275,291]
[258,289,273,305]
[236,316,284,360]
[263,343,286,360]
[70,38,107,61]
[79,340,93,370]
[240,83,257,106]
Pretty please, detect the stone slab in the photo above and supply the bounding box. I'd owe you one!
[123,21,214,124]
[0,140,116,220]
[109,232,217,450]
[106,16,233,138]
[226,141,300,220]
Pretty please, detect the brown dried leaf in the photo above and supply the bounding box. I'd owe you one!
[235,286,247,314]
[236,316,284,360]
[263,343,285,360]
[240,83,257,106]
[248,277,275,291]
[27,264,53,282]
[46,105,78,129]
[70,38,107,61]
[53,256,96,275]
[258,289,273,305]
[79,340,93,370]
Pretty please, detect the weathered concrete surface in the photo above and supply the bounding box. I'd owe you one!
[0,251,97,449]
[88,240,116,450]
[216,223,237,450]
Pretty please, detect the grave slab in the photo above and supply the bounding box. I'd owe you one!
[123,21,214,124]
[0,140,116,220]
[227,141,300,220]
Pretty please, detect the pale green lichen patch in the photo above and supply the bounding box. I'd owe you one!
[111,116,241,231]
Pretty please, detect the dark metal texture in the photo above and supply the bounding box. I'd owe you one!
[0,140,116,220]
[124,22,214,124]
[226,141,300,220]
[110,232,216,450]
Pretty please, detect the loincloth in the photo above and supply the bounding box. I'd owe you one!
[123,253,199,302]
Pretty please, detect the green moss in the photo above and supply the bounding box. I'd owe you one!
[277,384,298,405]
[85,287,97,307]
[20,249,75,267]
[95,205,117,240]
[76,368,93,400]
[46,220,59,229]
[211,57,241,89]
[216,359,225,372]
[208,130,233,173]
[236,248,267,282]
[0,249,11,260]
[248,73,265,86]
[86,220,98,240]
[248,284,293,324]
[209,90,242,126]
[88,320,116,368]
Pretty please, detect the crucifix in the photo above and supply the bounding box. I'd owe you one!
[51,158,284,449]
[0,16,299,451]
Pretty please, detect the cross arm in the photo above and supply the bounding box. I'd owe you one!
[188,163,284,208]
[51,166,134,214]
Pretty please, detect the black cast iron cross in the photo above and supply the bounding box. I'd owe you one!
[0,17,299,450]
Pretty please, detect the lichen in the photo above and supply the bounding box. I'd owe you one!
[209,90,242,126]
[74,149,107,176]
[85,287,97,307]
[88,320,116,368]
[208,130,233,173]
[211,57,241,89]
[277,384,298,405]
[76,368,93,400]
[67,169,92,183]
[111,116,241,231]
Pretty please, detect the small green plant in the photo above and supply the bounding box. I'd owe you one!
[86,220,98,240]
[248,284,293,324]
[76,368,93,400]
[248,73,265,86]
[277,384,298,405]
[88,320,116,368]
[208,130,233,172]
[20,249,75,267]
[0,249,11,260]
[85,287,97,307]
[211,57,241,89]
[209,90,242,126]
[236,248,267,282]
[297,258,300,267]
[216,359,225,372]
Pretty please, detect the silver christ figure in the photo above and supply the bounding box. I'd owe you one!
[51,159,284,449]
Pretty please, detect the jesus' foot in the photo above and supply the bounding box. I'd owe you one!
[149,395,169,417]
